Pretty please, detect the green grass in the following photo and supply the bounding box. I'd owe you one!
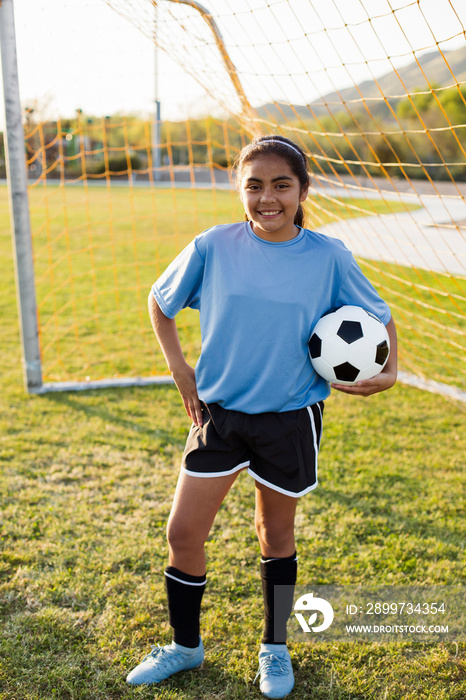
[0,183,465,698]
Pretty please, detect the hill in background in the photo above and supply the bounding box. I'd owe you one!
[258,44,466,122]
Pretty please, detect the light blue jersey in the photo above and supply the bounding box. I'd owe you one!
[152,222,391,413]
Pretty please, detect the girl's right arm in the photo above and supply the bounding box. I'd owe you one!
[148,292,204,427]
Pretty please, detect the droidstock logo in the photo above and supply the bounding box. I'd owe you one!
[294,592,334,633]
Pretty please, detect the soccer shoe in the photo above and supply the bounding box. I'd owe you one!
[254,644,295,699]
[126,638,204,685]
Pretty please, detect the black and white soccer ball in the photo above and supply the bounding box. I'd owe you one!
[309,306,390,385]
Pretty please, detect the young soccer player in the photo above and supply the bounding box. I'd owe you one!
[126,135,397,698]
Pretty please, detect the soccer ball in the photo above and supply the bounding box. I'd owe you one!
[309,306,390,384]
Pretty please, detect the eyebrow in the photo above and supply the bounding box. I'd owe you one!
[245,175,294,183]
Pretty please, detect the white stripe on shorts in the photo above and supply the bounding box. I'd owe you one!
[247,467,318,498]
[307,403,321,481]
[181,459,250,479]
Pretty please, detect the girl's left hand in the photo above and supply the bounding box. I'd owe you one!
[331,368,397,397]
[332,317,398,397]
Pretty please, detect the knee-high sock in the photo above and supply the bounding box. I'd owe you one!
[260,552,297,645]
[164,566,206,648]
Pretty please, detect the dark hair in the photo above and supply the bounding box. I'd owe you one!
[235,135,311,227]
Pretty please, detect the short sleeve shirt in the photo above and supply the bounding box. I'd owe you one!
[152,222,391,413]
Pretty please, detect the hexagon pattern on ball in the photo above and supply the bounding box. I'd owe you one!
[309,305,390,385]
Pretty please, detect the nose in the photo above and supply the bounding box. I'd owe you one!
[260,187,276,202]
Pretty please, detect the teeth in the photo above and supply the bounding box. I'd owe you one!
[260,211,280,216]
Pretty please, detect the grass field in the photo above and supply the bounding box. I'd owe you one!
[1,184,465,699]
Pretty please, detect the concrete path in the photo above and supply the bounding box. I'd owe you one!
[312,181,466,277]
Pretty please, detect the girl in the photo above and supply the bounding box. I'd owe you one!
[126,136,397,699]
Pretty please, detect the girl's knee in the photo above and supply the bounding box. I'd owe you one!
[255,514,295,556]
[166,515,204,553]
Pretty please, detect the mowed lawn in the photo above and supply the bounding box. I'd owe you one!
[0,183,465,699]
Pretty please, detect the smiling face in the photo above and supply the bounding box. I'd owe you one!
[240,155,309,242]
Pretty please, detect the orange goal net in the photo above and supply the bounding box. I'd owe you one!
[2,0,465,399]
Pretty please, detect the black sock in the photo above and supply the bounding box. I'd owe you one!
[260,552,297,645]
[164,566,206,648]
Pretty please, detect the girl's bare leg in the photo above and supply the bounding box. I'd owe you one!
[167,469,243,576]
[254,480,298,557]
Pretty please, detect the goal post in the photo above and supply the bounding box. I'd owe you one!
[0,0,42,392]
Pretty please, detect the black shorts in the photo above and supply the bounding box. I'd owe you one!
[181,401,324,498]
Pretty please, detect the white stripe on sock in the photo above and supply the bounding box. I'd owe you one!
[164,571,207,586]
[260,556,298,563]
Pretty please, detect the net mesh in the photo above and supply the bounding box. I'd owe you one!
[11,0,466,393]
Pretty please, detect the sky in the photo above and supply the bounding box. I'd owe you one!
[1,0,466,129]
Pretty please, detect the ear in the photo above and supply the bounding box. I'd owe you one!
[299,183,309,203]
